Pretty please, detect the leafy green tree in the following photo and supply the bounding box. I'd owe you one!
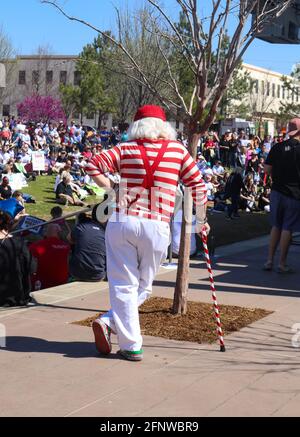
[60,37,116,127]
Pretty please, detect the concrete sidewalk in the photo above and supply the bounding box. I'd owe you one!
[0,238,300,417]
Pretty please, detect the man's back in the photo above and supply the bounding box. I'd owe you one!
[70,220,106,281]
[87,140,207,222]
[266,139,300,200]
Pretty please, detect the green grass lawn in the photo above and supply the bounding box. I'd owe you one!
[23,176,271,247]
[24,175,94,220]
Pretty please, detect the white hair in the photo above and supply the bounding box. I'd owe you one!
[127,117,177,141]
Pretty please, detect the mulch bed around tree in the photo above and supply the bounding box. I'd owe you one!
[73,297,272,344]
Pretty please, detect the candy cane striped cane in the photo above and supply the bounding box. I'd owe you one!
[201,230,226,352]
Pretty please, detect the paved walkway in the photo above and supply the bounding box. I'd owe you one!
[0,237,300,417]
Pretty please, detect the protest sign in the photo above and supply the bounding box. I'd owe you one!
[17,215,47,235]
[32,152,46,171]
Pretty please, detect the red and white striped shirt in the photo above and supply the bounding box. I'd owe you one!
[86,140,207,223]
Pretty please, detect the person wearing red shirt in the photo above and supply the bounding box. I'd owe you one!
[204,135,216,165]
[29,224,71,290]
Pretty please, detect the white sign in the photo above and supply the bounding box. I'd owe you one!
[32,152,46,171]
[18,215,46,235]
[7,173,28,191]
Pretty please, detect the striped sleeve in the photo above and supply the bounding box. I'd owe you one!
[85,145,121,177]
[180,148,207,206]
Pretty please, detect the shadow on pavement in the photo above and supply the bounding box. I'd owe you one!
[3,336,120,360]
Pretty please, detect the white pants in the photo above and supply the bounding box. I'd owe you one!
[101,214,170,351]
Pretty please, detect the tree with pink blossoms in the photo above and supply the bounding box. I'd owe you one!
[17,95,67,123]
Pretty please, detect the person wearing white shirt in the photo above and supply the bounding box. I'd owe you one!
[0,145,13,166]
[36,131,46,148]
[212,161,225,177]
[203,166,213,177]
[20,130,31,148]
[22,144,32,155]
[19,151,31,165]
[204,174,215,201]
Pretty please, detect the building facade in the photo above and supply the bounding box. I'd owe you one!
[0,55,112,128]
[229,63,300,137]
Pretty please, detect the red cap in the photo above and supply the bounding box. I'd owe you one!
[134,105,166,122]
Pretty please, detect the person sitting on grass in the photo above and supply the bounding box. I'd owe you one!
[11,191,30,226]
[49,206,71,239]
[204,174,215,201]
[0,176,12,200]
[212,160,225,178]
[55,175,86,207]
[239,183,258,213]
[258,187,271,213]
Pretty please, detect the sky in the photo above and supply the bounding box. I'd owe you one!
[0,0,298,75]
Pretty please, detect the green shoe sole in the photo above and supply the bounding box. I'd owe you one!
[118,349,143,362]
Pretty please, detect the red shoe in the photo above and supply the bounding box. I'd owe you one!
[92,319,112,355]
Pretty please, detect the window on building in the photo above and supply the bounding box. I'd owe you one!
[19,71,26,85]
[60,70,67,85]
[282,86,286,99]
[46,70,53,85]
[252,80,258,94]
[272,83,275,98]
[2,105,10,116]
[32,70,40,85]
[261,81,265,95]
[296,87,299,102]
[74,71,81,86]
[267,82,270,96]
[277,84,281,98]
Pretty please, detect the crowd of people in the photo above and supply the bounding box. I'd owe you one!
[0,114,285,307]
[194,130,280,218]
[0,116,278,217]
[0,117,126,205]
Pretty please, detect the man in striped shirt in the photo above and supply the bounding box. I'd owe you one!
[86,105,209,362]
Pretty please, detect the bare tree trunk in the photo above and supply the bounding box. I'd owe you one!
[98,112,102,130]
[173,127,199,315]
